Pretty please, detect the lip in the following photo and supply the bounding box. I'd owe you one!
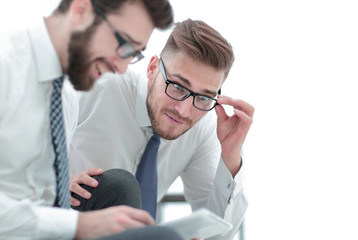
[165,113,184,125]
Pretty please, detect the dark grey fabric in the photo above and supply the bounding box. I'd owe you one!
[71,168,182,240]
[72,168,141,211]
[94,226,183,240]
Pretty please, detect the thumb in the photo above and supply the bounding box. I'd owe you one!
[215,104,228,124]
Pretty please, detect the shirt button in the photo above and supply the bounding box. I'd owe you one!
[227,183,231,188]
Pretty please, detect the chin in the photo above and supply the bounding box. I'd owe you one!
[157,126,189,140]
[86,76,97,90]
[72,76,96,91]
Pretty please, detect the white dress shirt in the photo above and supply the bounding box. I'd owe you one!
[0,17,78,239]
[69,70,248,240]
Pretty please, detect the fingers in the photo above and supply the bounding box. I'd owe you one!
[72,168,103,188]
[70,168,103,203]
[128,208,155,225]
[76,206,154,239]
[82,168,103,187]
[114,206,155,226]
[70,181,92,199]
[86,167,104,176]
[234,108,253,129]
[214,103,229,124]
[217,95,255,118]
[71,196,81,207]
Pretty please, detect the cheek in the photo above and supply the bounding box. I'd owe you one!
[156,96,169,114]
[90,33,117,59]
[90,44,115,60]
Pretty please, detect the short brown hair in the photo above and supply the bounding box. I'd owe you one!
[161,19,234,79]
[55,0,173,30]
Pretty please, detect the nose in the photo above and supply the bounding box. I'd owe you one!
[174,97,193,118]
[111,57,132,74]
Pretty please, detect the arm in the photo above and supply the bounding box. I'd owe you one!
[181,97,254,240]
[0,193,154,239]
[215,96,254,177]
[0,193,78,239]
[210,96,253,240]
[75,206,154,239]
[0,56,78,239]
[180,127,245,240]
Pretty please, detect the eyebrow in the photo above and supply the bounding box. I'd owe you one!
[119,31,145,50]
[170,73,218,97]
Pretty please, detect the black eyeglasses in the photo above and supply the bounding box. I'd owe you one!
[159,58,220,111]
[91,0,144,64]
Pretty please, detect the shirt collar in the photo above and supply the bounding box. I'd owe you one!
[135,73,152,128]
[28,17,63,82]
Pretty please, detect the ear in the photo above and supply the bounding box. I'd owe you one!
[70,0,95,30]
[147,56,159,86]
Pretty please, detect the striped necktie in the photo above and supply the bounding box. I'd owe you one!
[136,130,161,219]
[50,77,70,208]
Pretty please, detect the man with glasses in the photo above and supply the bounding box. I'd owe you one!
[0,0,184,239]
[69,19,254,240]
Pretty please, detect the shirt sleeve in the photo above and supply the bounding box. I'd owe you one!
[207,158,248,240]
[180,115,247,240]
[0,194,78,239]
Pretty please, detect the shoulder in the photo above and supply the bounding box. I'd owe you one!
[75,68,146,124]
[0,27,33,109]
[88,67,144,98]
[0,26,29,77]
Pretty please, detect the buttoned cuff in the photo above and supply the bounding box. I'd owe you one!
[215,157,244,203]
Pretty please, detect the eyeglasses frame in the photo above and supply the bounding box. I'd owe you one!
[91,0,144,64]
[159,58,221,111]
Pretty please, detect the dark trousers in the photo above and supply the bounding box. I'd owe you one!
[71,168,141,211]
[71,168,182,240]
[94,226,182,240]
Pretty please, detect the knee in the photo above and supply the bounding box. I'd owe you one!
[144,226,183,240]
[96,169,141,200]
[154,226,183,240]
[97,168,140,194]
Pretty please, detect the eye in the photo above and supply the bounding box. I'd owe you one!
[172,83,187,94]
[117,43,136,58]
[196,95,211,103]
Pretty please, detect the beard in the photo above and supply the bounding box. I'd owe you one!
[146,74,195,140]
[67,21,111,91]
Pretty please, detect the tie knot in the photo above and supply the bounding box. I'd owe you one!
[52,76,64,93]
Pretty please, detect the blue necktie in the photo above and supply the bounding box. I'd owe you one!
[136,130,161,219]
[50,77,70,208]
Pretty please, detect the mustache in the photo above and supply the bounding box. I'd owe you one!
[165,109,192,124]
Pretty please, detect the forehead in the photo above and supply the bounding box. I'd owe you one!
[106,2,154,47]
[163,52,225,93]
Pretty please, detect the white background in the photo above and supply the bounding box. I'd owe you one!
[1,0,358,239]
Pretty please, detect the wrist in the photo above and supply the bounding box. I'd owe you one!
[222,155,242,177]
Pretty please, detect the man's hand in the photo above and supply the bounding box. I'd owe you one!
[215,96,254,177]
[75,205,154,239]
[70,168,104,207]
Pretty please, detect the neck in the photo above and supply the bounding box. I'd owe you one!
[44,13,72,73]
